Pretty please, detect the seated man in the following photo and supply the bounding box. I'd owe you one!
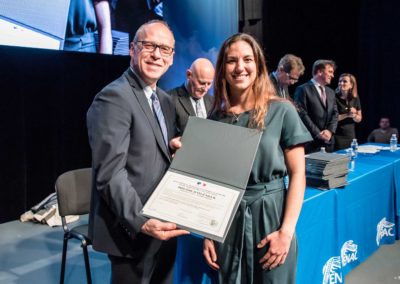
[168,58,215,134]
[367,117,399,143]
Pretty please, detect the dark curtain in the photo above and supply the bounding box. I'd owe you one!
[0,46,128,223]
[358,0,400,138]
[258,0,400,142]
[239,0,263,43]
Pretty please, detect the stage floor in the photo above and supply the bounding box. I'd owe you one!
[1,217,399,284]
[0,216,110,284]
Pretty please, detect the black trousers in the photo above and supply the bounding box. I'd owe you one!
[108,237,177,284]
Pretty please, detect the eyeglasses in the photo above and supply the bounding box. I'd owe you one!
[135,41,174,57]
[286,73,299,83]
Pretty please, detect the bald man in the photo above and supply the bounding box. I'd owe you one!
[168,58,215,134]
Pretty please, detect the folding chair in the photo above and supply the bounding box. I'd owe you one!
[55,168,92,284]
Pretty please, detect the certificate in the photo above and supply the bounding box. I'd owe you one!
[141,171,241,241]
[141,117,262,242]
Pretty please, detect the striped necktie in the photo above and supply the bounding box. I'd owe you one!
[151,92,169,147]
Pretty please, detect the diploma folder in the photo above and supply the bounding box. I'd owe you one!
[141,117,262,242]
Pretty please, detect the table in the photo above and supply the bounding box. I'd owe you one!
[173,144,400,284]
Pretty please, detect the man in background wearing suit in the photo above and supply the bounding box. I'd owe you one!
[168,58,215,134]
[294,59,338,153]
[269,54,305,99]
[87,20,189,284]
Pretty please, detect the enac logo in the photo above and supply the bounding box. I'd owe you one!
[376,217,395,246]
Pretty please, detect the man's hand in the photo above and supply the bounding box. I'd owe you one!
[318,129,332,142]
[141,219,190,240]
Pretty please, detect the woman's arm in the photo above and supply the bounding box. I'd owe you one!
[258,145,306,270]
[94,0,113,54]
[279,145,306,237]
[338,113,350,121]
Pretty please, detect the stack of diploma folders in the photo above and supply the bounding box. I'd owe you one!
[305,152,350,190]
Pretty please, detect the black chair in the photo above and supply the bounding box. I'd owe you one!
[55,168,92,284]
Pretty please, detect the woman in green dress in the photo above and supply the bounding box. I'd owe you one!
[203,33,312,283]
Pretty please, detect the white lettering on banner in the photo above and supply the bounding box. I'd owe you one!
[322,256,343,284]
[376,217,395,246]
[341,240,358,267]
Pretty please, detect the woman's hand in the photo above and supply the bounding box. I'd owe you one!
[203,238,220,270]
[348,107,357,118]
[257,229,292,270]
[169,136,182,150]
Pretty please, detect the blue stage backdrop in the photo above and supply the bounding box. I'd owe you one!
[160,0,238,91]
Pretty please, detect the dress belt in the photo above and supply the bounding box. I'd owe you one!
[243,178,285,205]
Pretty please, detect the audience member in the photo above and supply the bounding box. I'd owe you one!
[86,20,189,284]
[269,54,305,99]
[294,59,338,153]
[334,73,362,150]
[168,58,215,133]
[202,33,312,284]
[367,117,399,143]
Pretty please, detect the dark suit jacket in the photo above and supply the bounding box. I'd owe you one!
[87,68,176,258]
[294,80,338,152]
[269,73,289,99]
[168,84,213,134]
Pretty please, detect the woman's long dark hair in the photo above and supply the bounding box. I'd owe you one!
[211,33,277,130]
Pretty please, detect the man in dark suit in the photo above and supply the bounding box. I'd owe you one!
[294,59,338,153]
[168,58,214,134]
[87,20,189,284]
[269,54,305,99]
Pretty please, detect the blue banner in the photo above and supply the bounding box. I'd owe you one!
[160,0,238,91]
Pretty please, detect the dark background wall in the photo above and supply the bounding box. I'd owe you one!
[1,0,400,223]
[0,47,129,223]
[258,0,400,143]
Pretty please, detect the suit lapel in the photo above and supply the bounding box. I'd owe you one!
[204,95,213,115]
[178,87,196,116]
[269,75,279,96]
[325,87,333,111]
[311,82,327,109]
[125,70,171,161]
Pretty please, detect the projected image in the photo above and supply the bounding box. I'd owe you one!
[66,0,163,55]
[0,0,71,51]
[0,0,163,55]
